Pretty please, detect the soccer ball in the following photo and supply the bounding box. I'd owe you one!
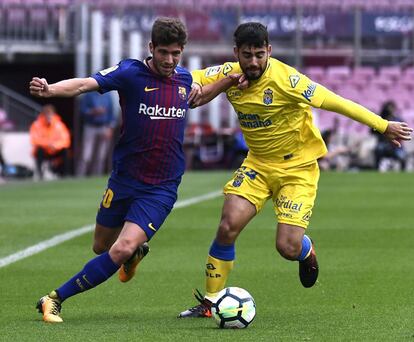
[211,287,256,329]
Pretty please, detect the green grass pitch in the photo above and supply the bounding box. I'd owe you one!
[0,171,413,341]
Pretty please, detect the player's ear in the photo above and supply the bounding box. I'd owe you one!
[268,44,272,56]
[149,42,154,54]
[233,46,238,59]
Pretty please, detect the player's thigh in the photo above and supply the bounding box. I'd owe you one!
[123,178,179,241]
[223,164,271,215]
[93,223,122,254]
[272,161,320,229]
[220,165,271,242]
[216,194,257,242]
[96,179,132,233]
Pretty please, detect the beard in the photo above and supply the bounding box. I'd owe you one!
[243,66,265,80]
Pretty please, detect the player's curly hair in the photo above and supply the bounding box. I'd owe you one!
[151,17,188,48]
[234,22,269,48]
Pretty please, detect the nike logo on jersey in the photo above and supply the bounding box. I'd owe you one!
[148,223,157,231]
[144,86,159,92]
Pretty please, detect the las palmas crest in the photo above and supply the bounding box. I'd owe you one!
[263,88,273,105]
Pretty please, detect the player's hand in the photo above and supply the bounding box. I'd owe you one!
[383,121,413,147]
[188,83,202,108]
[228,73,249,90]
[29,77,51,97]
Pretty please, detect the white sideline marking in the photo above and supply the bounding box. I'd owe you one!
[0,190,222,269]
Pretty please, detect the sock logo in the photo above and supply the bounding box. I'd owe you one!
[205,270,221,278]
[206,263,216,270]
[76,278,85,291]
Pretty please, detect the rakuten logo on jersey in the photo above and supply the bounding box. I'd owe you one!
[138,103,186,120]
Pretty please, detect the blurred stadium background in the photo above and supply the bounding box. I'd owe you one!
[1,0,414,177]
[1,2,414,339]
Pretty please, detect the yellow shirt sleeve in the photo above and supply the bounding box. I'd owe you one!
[191,62,240,86]
[275,70,329,108]
[320,89,388,133]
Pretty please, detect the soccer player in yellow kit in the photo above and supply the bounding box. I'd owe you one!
[178,22,413,318]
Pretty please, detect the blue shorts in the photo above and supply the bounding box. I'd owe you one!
[96,173,180,240]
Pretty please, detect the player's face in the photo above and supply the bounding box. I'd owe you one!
[149,42,183,77]
[235,44,271,80]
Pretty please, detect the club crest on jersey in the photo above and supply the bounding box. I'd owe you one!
[232,173,245,187]
[178,86,187,100]
[263,88,273,105]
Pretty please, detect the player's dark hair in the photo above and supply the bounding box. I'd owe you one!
[151,17,187,48]
[234,22,269,48]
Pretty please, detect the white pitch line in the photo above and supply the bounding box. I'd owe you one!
[174,190,222,208]
[0,190,222,269]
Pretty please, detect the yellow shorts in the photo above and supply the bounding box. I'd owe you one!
[223,155,320,229]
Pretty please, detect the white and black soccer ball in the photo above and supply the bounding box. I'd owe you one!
[211,287,256,329]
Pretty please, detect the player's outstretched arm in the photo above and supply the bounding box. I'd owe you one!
[320,90,413,146]
[29,77,99,98]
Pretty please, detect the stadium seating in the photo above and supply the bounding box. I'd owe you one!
[0,0,413,10]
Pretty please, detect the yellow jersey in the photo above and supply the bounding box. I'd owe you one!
[191,57,338,168]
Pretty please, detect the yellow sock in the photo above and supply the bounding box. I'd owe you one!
[205,255,234,299]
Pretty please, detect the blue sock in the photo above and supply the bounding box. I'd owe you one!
[209,239,235,261]
[56,252,120,302]
[298,235,312,261]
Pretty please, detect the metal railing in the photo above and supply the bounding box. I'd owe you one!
[0,84,42,131]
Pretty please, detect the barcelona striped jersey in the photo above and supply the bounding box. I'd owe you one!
[93,58,192,184]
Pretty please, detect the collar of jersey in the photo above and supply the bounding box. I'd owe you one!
[144,57,177,78]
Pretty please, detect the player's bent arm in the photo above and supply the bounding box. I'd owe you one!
[30,76,99,98]
[198,77,235,105]
[48,77,99,97]
[190,74,245,108]
[320,89,388,133]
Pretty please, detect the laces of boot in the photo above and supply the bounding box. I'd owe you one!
[189,304,207,313]
[50,300,61,315]
[190,289,210,313]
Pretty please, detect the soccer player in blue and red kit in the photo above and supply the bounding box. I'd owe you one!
[29,17,193,323]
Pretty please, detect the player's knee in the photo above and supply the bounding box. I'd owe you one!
[109,239,136,264]
[92,240,111,255]
[216,220,239,244]
[276,239,301,260]
[92,243,106,255]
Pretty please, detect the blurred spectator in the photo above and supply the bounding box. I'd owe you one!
[77,91,116,176]
[319,117,351,171]
[229,129,249,169]
[0,107,14,131]
[373,101,407,171]
[30,104,71,180]
[0,108,9,183]
[0,136,4,183]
